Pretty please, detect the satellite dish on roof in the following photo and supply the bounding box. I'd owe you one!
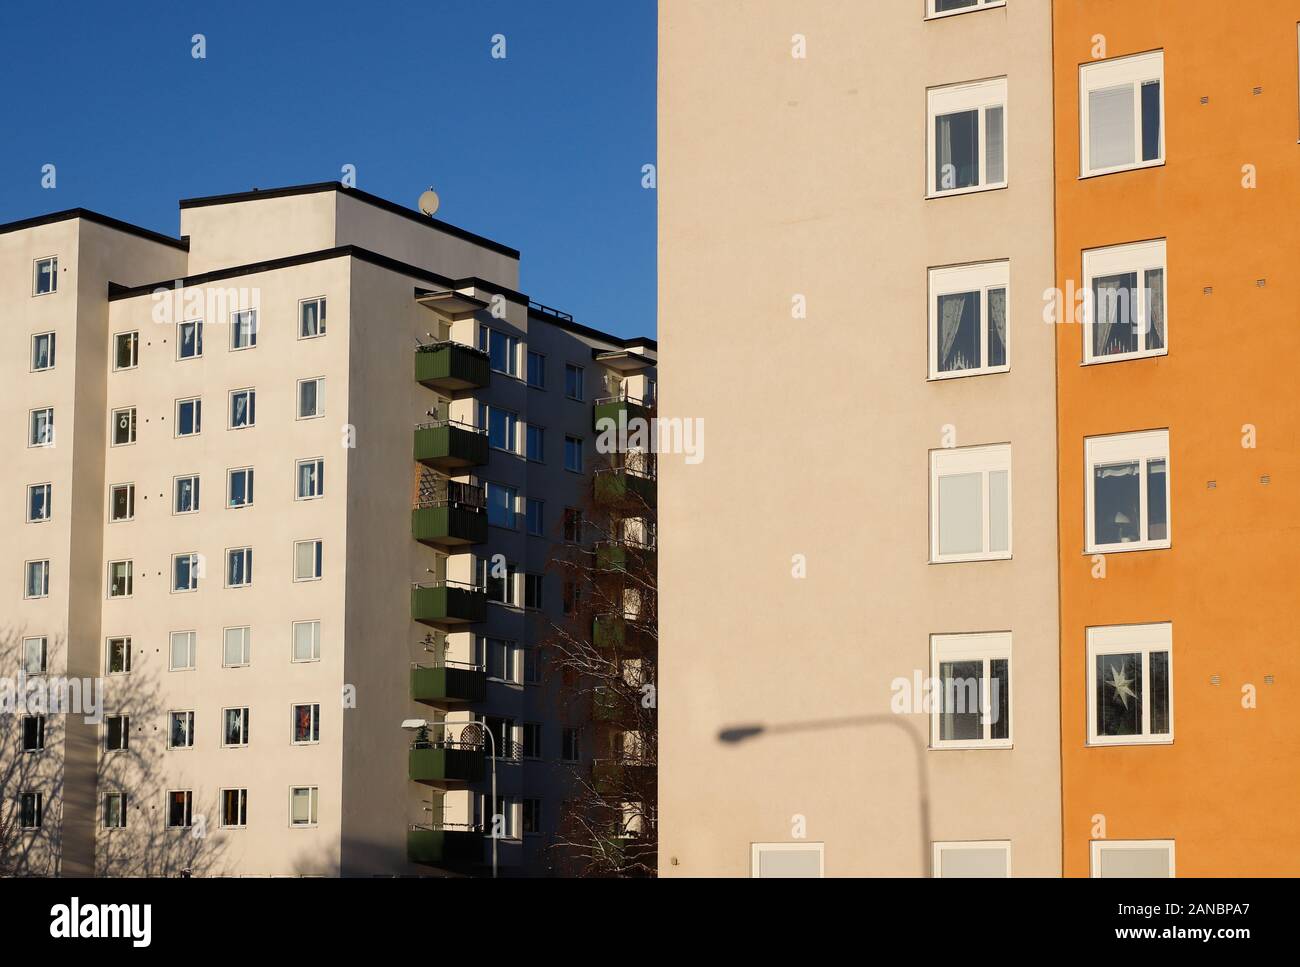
[418,188,440,217]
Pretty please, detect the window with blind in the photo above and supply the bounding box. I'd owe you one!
[1080,51,1164,176]
[930,444,1012,563]
[1085,430,1170,553]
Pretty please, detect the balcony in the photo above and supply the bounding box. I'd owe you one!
[414,342,491,394]
[412,581,487,627]
[592,687,621,723]
[407,825,484,866]
[591,758,654,796]
[414,420,489,472]
[593,395,651,438]
[412,481,487,549]
[411,662,487,705]
[593,613,652,654]
[408,739,486,784]
[593,466,656,510]
[594,540,656,575]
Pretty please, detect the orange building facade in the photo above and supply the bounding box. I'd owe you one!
[1054,0,1300,876]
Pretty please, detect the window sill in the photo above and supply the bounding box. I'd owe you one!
[926,182,1008,201]
[1079,159,1165,181]
[1082,348,1168,366]
[928,366,1011,382]
[1087,737,1173,748]
[924,1,1006,20]
[1086,541,1170,555]
[930,741,1013,751]
[930,552,1013,565]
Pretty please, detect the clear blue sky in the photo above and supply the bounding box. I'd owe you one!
[0,0,656,338]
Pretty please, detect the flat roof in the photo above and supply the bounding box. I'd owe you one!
[0,207,189,251]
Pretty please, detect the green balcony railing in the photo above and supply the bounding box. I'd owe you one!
[412,505,488,548]
[415,343,491,393]
[408,743,486,783]
[591,758,653,796]
[414,421,489,472]
[594,540,656,574]
[412,582,488,626]
[407,826,485,866]
[411,663,487,705]
[592,396,651,438]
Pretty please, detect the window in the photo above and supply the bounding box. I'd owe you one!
[526,424,545,462]
[297,377,324,419]
[565,363,584,400]
[168,711,195,749]
[750,843,825,878]
[111,407,136,446]
[479,793,516,837]
[484,637,519,682]
[932,841,1011,878]
[527,350,546,388]
[174,475,200,514]
[31,332,55,371]
[522,798,542,834]
[167,790,193,829]
[564,435,582,473]
[29,407,54,447]
[178,319,203,359]
[27,483,51,523]
[23,637,47,675]
[561,727,580,762]
[479,404,518,452]
[1085,430,1169,552]
[20,792,43,829]
[483,561,517,606]
[103,793,127,829]
[170,631,196,672]
[1080,51,1164,177]
[929,444,1012,563]
[223,707,250,747]
[106,636,132,674]
[290,786,318,827]
[929,261,1009,378]
[113,331,139,370]
[562,580,581,615]
[296,458,324,499]
[523,647,541,685]
[1083,240,1167,363]
[292,703,320,744]
[478,325,519,376]
[25,560,50,599]
[107,560,133,598]
[300,298,326,338]
[930,633,1011,749]
[524,499,544,537]
[294,540,323,581]
[1090,840,1175,878]
[34,256,57,295]
[522,723,542,759]
[227,467,254,509]
[292,620,321,662]
[231,308,258,349]
[486,482,516,529]
[221,789,248,828]
[928,77,1008,197]
[226,547,253,588]
[223,626,252,667]
[172,553,200,592]
[563,507,582,544]
[175,397,202,437]
[927,0,1006,19]
[1088,622,1173,746]
[524,573,543,610]
[21,715,45,753]
[110,483,134,521]
[229,389,256,429]
[105,714,130,752]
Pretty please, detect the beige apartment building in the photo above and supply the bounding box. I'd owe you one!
[1,183,655,877]
[658,0,1061,876]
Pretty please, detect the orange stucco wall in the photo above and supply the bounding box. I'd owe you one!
[1055,0,1300,876]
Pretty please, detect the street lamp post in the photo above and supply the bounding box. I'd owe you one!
[402,718,498,879]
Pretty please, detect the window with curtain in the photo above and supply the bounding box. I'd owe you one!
[928,0,1006,17]
[930,262,1010,377]
[1081,51,1164,176]
[928,77,1008,196]
[1088,623,1173,745]
[1084,240,1167,363]
[229,389,255,428]
[1086,430,1170,552]
[931,633,1012,749]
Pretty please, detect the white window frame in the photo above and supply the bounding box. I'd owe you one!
[171,552,200,593]
[929,632,1012,749]
[166,790,194,829]
[175,397,202,437]
[33,256,57,296]
[749,842,825,878]
[295,458,325,500]
[20,791,43,829]
[107,560,133,599]
[222,707,251,748]
[1086,622,1173,747]
[479,325,520,377]
[486,481,517,530]
[289,786,319,827]
[929,443,1012,563]
[227,466,255,509]
[1082,240,1168,364]
[105,714,130,753]
[932,840,1011,878]
[177,319,203,360]
[106,636,132,675]
[229,388,256,429]
[30,331,55,372]
[926,77,1009,198]
[27,482,52,523]
[28,407,54,448]
[294,539,323,582]
[169,631,197,672]
[223,625,252,668]
[299,297,326,339]
[1084,429,1170,553]
[292,620,321,663]
[225,546,253,589]
[928,260,1011,379]
[925,0,1006,20]
[479,404,518,454]
[291,703,321,745]
[110,406,137,447]
[1079,50,1165,178]
[231,308,259,350]
[167,710,195,750]
[110,482,135,522]
[24,559,50,599]
[22,636,47,676]
[173,474,200,515]
[220,789,249,828]
[103,792,127,829]
[297,377,325,420]
[1090,839,1175,878]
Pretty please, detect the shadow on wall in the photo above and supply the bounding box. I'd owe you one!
[717,714,932,872]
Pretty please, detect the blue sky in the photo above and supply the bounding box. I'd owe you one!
[0,0,656,338]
